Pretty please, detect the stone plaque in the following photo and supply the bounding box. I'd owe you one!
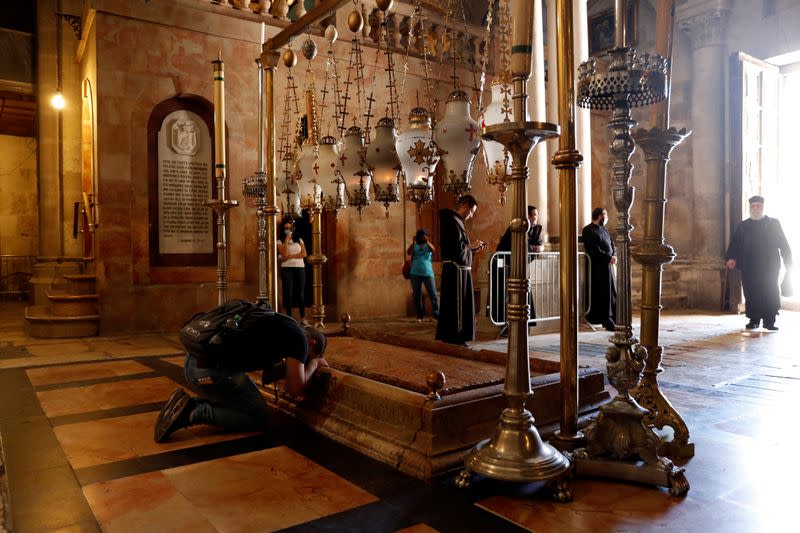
[157,110,213,254]
[148,96,217,267]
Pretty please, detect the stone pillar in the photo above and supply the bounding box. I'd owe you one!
[529,0,549,226]
[545,0,560,240]
[573,0,591,230]
[677,0,731,307]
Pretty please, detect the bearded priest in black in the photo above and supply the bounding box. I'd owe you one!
[582,207,617,331]
[726,196,792,330]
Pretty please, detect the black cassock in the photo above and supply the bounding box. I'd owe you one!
[725,216,792,324]
[582,222,616,327]
[436,208,475,344]
[490,224,544,324]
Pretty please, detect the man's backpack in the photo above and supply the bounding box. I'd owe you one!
[179,299,275,360]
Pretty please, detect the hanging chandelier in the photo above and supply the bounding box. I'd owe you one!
[368,117,401,217]
[340,126,372,212]
[436,89,480,198]
[397,106,439,208]
[317,135,345,212]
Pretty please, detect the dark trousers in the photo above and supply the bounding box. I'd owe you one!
[280,267,306,319]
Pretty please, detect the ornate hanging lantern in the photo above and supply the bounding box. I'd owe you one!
[435,89,480,198]
[281,150,302,217]
[481,79,513,204]
[316,135,345,212]
[397,106,438,207]
[340,126,371,212]
[367,117,401,217]
[295,143,321,209]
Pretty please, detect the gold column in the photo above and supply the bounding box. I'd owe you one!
[456,0,570,501]
[631,0,694,459]
[261,49,280,308]
[206,54,239,305]
[549,0,584,449]
[307,207,327,328]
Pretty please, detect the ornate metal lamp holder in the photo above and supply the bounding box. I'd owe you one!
[573,40,689,496]
[243,171,269,303]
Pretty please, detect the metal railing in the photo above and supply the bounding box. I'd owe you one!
[0,255,35,300]
[486,251,591,326]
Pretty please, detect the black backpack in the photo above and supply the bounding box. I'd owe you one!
[179,299,275,360]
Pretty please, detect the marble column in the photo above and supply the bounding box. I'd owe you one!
[677,0,731,305]
[529,0,549,226]
[573,0,591,230]
[545,0,560,240]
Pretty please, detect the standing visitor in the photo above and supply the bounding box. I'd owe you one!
[407,229,439,322]
[278,219,309,325]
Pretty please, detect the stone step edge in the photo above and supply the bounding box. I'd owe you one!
[63,274,97,281]
[25,310,100,322]
[46,291,99,302]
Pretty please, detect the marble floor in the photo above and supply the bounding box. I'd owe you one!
[1,300,799,532]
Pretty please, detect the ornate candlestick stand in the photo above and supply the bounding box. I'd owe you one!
[243,58,269,304]
[573,7,688,493]
[206,54,239,305]
[456,0,570,502]
[630,127,694,459]
[629,0,694,460]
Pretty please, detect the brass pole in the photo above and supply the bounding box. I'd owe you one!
[207,54,239,305]
[550,0,584,449]
[308,206,327,328]
[631,0,694,459]
[261,49,280,308]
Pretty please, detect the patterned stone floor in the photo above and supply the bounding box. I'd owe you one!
[1,301,799,532]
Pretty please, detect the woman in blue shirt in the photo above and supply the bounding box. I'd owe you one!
[407,229,439,322]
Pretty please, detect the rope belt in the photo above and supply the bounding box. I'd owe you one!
[443,261,471,333]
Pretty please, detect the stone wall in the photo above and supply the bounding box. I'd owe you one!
[0,135,38,256]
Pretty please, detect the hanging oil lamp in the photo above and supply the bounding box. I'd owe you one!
[396,106,438,208]
[435,89,480,198]
[367,117,401,217]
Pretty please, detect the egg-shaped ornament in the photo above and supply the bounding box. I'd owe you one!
[396,106,439,206]
[324,24,338,44]
[367,117,401,215]
[294,143,320,209]
[340,126,372,212]
[434,89,480,197]
[282,48,298,69]
[347,10,363,33]
[301,37,317,61]
[316,136,345,212]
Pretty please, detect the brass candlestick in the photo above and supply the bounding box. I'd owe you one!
[631,127,694,459]
[456,0,569,499]
[307,206,327,329]
[573,0,688,495]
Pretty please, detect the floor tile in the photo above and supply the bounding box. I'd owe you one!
[83,470,218,533]
[27,360,153,387]
[162,447,378,531]
[54,410,255,470]
[36,376,179,418]
[161,355,186,367]
[395,524,440,533]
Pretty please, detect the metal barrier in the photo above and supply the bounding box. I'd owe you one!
[0,255,35,300]
[486,251,591,326]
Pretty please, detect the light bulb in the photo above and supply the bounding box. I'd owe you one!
[51,92,65,110]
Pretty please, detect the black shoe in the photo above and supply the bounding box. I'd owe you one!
[745,321,758,330]
[498,325,509,338]
[154,388,193,443]
[765,324,778,331]
[603,322,616,332]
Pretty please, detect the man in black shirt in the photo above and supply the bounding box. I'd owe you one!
[154,312,328,443]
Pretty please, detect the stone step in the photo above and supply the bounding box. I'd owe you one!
[47,291,99,316]
[29,261,85,306]
[25,305,99,338]
[62,274,97,295]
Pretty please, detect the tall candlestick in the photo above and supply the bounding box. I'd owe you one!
[214,52,226,179]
